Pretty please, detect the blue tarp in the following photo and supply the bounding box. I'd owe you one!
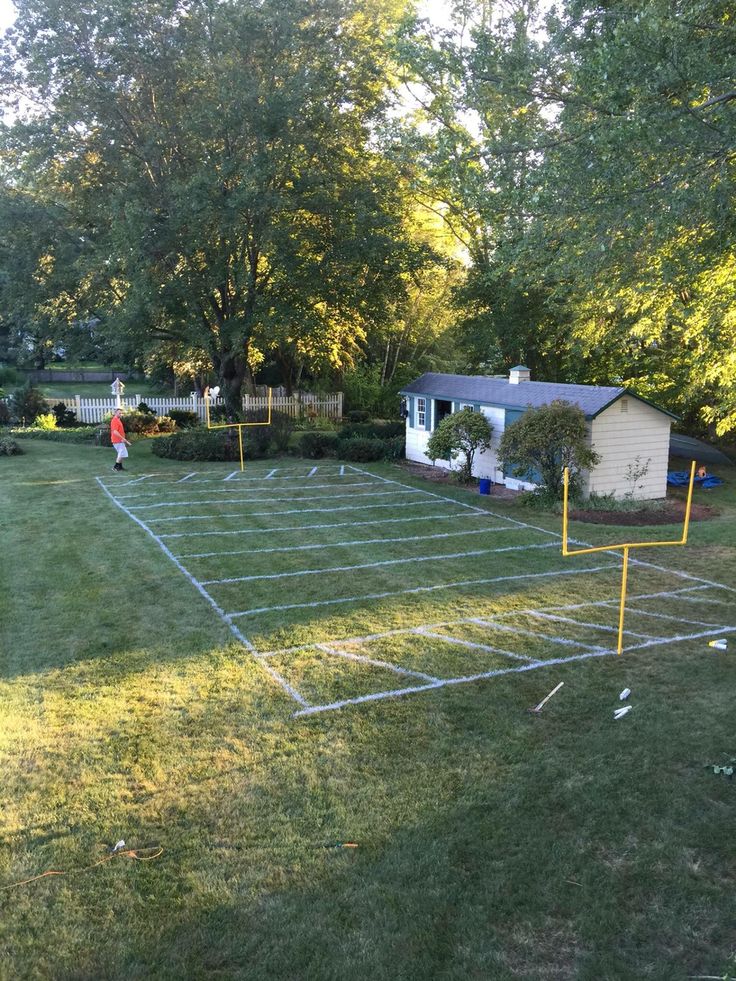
[667,471,724,488]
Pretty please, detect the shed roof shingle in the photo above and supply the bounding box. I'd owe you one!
[400,373,676,420]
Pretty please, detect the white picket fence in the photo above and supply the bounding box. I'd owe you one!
[33,392,343,424]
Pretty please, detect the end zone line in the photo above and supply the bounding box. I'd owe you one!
[254,584,713,659]
[202,542,559,586]
[159,510,498,540]
[293,648,614,717]
[126,487,421,511]
[95,477,309,709]
[228,563,620,618]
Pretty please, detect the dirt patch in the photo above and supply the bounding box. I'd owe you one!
[569,500,718,525]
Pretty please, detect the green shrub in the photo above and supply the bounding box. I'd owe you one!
[339,437,388,462]
[0,400,12,425]
[297,431,339,458]
[137,401,155,415]
[167,409,199,429]
[10,426,98,443]
[34,412,58,430]
[151,427,270,461]
[0,366,21,387]
[269,410,295,453]
[155,415,176,434]
[338,420,405,440]
[10,384,47,424]
[346,409,370,423]
[52,402,78,427]
[0,437,22,455]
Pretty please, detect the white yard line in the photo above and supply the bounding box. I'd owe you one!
[147,498,452,524]
[613,605,730,630]
[255,584,727,658]
[177,472,198,482]
[468,616,611,650]
[228,563,619,617]
[202,542,559,586]
[159,511,494,540]
[522,610,657,640]
[115,479,378,501]
[127,487,421,510]
[293,647,615,717]
[96,477,310,709]
[314,643,440,683]
[176,525,523,559]
[416,630,538,662]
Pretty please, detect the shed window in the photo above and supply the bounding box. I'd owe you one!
[417,397,426,428]
[620,398,629,413]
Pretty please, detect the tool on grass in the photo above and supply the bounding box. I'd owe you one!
[708,639,728,651]
[613,705,632,720]
[529,681,564,714]
[619,688,631,701]
[323,842,359,849]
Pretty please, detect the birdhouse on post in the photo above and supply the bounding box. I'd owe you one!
[111,376,125,408]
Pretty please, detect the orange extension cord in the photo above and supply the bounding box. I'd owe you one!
[1,847,164,891]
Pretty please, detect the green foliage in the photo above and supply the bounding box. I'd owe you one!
[34,412,57,431]
[10,384,47,424]
[297,431,339,459]
[10,426,98,443]
[51,401,77,427]
[339,437,390,462]
[498,401,600,499]
[137,401,155,415]
[166,410,199,430]
[426,408,493,483]
[269,411,295,453]
[346,409,370,423]
[0,400,11,425]
[151,428,263,462]
[338,420,405,440]
[0,436,22,455]
[0,366,21,386]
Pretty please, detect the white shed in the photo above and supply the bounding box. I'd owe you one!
[400,367,677,500]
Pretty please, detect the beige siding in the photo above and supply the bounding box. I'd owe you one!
[586,399,671,500]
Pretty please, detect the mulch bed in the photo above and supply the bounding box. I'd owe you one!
[569,500,718,525]
[397,461,719,524]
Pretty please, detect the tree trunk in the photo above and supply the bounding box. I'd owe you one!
[218,350,247,419]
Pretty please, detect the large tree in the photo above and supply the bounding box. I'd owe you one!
[0,0,420,411]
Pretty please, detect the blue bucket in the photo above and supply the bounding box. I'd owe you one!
[479,478,491,495]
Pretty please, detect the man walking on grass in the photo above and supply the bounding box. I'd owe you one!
[110,407,131,471]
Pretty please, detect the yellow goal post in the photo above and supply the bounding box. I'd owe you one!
[561,461,696,655]
[203,387,273,473]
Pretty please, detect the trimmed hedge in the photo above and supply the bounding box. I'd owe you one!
[9,426,98,443]
[297,431,339,458]
[151,427,270,461]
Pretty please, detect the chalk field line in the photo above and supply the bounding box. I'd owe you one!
[100,463,736,716]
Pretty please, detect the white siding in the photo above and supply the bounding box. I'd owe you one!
[586,399,671,500]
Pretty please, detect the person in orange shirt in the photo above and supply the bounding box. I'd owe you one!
[110,408,131,471]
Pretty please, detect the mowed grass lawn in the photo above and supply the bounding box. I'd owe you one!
[1,438,736,980]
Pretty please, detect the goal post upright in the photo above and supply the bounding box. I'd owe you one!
[204,387,273,472]
[562,460,696,655]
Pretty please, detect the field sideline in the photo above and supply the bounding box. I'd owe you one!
[1,439,736,979]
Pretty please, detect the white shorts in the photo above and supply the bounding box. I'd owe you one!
[113,443,128,459]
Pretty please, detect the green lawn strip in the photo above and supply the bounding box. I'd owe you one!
[1,442,735,979]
